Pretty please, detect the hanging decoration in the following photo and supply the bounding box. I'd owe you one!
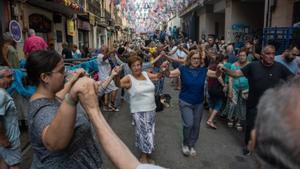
[55,0,85,13]
[114,0,198,33]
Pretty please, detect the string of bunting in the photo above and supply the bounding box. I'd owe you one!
[113,0,198,33]
[54,0,85,12]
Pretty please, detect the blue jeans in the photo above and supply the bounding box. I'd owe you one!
[179,99,203,148]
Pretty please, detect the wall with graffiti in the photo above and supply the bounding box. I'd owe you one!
[225,1,265,43]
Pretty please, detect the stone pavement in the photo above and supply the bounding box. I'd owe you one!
[20,79,257,169]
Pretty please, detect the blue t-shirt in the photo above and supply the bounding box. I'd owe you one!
[275,55,298,75]
[179,65,208,104]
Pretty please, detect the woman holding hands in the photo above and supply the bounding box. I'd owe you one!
[116,55,164,164]
[164,50,220,157]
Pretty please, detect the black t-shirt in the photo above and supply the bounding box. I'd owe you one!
[241,61,293,108]
[62,48,72,59]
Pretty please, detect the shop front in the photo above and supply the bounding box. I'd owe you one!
[77,19,90,50]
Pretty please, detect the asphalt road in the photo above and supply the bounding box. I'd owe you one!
[21,79,257,169]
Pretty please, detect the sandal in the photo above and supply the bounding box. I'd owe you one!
[206,121,217,129]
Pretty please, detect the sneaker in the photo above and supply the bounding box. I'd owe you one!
[236,123,243,131]
[103,106,113,111]
[190,147,197,156]
[182,144,190,156]
[227,121,234,128]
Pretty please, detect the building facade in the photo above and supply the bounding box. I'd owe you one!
[178,0,298,43]
[0,0,129,59]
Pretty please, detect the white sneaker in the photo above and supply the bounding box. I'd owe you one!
[190,147,197,156]
[182,144,190,156]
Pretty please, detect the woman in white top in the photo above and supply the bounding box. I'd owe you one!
[117,55,162,164]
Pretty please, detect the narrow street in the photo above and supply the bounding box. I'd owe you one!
[20,79,257,169]
[97,79,257,169]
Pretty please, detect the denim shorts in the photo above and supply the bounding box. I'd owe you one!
[208,96,223,112]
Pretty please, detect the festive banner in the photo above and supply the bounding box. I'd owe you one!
[114,0,197,33]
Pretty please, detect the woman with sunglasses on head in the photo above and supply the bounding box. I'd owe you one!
[164,49,220,157]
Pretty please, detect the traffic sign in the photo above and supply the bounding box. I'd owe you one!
[9,20,22,42]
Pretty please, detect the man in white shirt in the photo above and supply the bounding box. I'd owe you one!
[97,45,119,111]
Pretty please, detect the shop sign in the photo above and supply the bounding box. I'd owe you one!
[67,19,75,36]
[78,20,90,31]
[9,20,22,42]
[89,14,95,26]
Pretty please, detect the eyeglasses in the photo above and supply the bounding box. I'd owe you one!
[47,67,65,75]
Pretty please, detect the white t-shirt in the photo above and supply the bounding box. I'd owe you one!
[176,49,187,59]
[97,53,111,81]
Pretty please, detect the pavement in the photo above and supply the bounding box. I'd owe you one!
[20,79,257,169]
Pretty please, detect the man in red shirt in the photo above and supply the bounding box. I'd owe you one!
[23,29,48,58]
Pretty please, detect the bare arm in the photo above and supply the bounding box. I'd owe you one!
[165,68,180,78]
[219,64,244,77]
[147,71,162,81]
[168,47,177,55]
[41,96,77,151]
[223,68,244,77]
[150,54,163,65]
[100,66,122,90]
[56,69,85,100]
[182,47,189,54]
[217,76,225,87]
[89,109,140,169]
[40,76,87,151]
[77,79,140,169]
[1,45,10,67]
[165,55,185,64]
[116,75,131,89]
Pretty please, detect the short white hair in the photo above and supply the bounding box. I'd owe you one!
[29,29,35,36]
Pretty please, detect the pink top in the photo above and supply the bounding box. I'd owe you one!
[23,35,48,55]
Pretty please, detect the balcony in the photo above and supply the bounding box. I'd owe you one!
[86,0,101,16]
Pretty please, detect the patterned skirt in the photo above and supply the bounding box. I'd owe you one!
[133,110,156,154]
[221,88,247,121]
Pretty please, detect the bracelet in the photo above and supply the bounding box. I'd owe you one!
[64,93,77,107]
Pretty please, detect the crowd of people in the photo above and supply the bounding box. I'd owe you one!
[0,27,300,169]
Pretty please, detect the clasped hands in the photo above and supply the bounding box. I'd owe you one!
[67,66,122,116]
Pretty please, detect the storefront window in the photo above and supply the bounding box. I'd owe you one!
[78,30,88,50]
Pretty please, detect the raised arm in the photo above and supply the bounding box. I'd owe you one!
[116,75,131,89]
[165,55,185,64]
[218,64,244,77]
[98,66,122,96]
[56,68,86,100]
[164,68,180,78]
[41,77,90,151]
[77,80,140,169]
